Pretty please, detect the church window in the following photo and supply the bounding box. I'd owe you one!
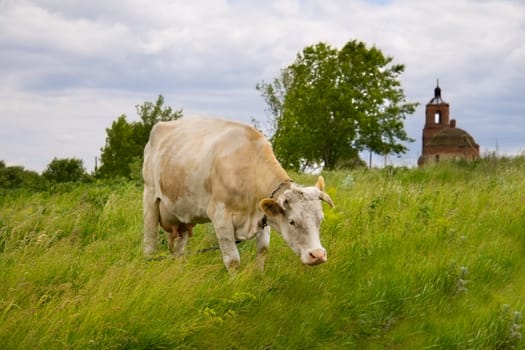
[434,111,442,124]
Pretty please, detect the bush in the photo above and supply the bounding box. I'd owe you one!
[0,162,43,190]
[42,158,89,183]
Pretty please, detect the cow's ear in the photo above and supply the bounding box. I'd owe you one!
[315,176,325,191]
[259,198,285,216]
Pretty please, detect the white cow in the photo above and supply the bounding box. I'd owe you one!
[142,117,334,270]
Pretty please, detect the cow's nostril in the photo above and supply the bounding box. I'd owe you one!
[309,249,326,261]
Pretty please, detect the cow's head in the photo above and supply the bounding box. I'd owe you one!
[259,176,334,265]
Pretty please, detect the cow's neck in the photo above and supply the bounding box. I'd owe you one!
[269,179,293,199]
[259,178,292,230]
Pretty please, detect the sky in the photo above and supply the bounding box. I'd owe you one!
[1,0,524,172]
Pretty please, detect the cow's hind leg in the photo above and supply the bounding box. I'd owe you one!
[167,225,178,254]
[171,233,189,257]
[169,224,194,257]
[143,188,160,256]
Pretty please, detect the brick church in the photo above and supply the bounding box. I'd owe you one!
[418,82,480,166]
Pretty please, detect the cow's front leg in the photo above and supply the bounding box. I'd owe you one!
[256,225,270,271]
[217,235,240,271]
[209,204,240,271]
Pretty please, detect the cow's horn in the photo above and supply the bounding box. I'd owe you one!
[319,191,335,208]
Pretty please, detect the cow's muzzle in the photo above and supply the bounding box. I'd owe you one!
[305,249,327,265]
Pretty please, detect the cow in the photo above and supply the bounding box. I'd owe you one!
[142,117,334,271]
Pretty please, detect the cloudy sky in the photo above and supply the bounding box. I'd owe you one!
[1,0,524,172]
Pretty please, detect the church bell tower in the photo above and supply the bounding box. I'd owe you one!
[422,81,450,151]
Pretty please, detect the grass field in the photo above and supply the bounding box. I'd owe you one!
[1,158,524,349]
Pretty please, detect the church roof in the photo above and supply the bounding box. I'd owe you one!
[428,81,447,105]
[429,127,479,147]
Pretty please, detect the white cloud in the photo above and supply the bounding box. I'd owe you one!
[0,0,524,172]
[1,2,133,56]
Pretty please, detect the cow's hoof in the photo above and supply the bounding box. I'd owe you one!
[226,260,240,273]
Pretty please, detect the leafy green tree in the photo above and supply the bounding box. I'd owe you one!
[97,95,183,179]
[257,40,418,170]
[0,162,43,190]
[42,158,88,183]
[97,115,136,179]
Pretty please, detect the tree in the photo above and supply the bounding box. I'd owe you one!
[97,115,136,179]
[43,158,88,183]
[0,162,43,190]
[97,95,183,179]
[257,40,418,170]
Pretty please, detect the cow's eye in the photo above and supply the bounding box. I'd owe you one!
[289,220,296,226]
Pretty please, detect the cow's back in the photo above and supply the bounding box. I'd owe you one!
[143,117,285,224]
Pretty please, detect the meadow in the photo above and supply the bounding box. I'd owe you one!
[1,158,524,349]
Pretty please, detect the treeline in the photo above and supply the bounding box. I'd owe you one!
[1,95,181,191]
[3,39,420,190]
[8,39,522,192]
[0,158,91,191]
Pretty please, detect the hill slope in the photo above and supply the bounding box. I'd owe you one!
[1,159,524,349]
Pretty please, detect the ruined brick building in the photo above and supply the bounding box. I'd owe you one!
[418,83,480,166]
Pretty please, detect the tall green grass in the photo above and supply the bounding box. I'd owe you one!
[1,158,524,349]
